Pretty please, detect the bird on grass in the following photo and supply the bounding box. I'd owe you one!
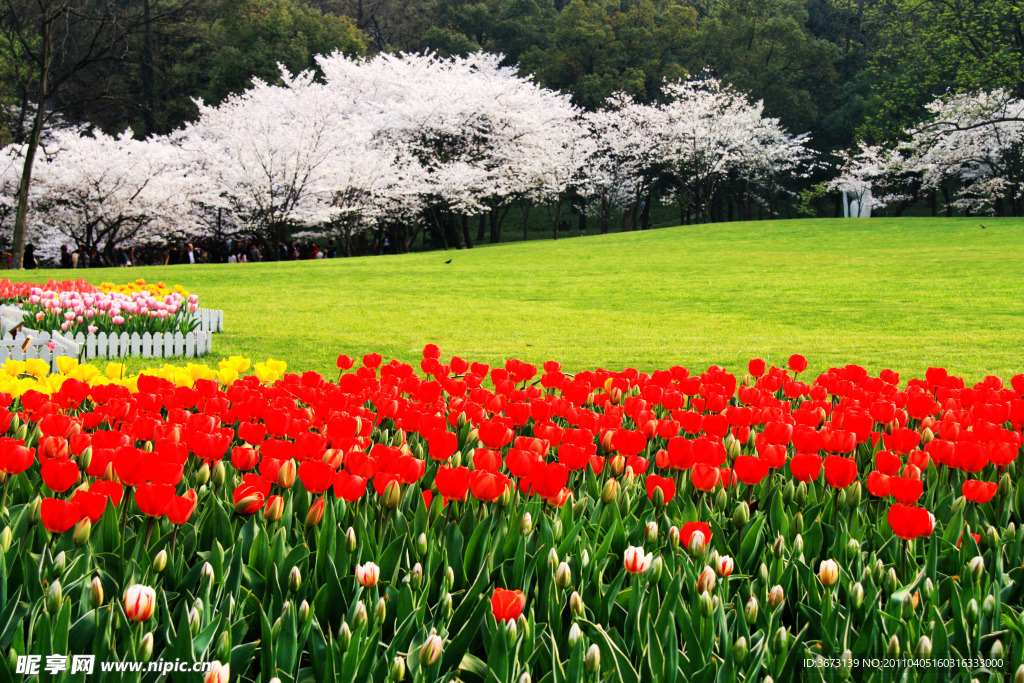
[980,224,987,229]
[444,259,452,264]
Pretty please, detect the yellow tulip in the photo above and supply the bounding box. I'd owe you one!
[55,356,79,375]
[105,363,127,380]
[216,368,238,385]
[24,358,50,378]
[4,360,26,377]
[70,364,101,382]
[253,362,280,384]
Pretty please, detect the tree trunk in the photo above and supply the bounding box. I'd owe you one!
[11,21,51,271]
[640,190,652,229]
[462,215,473,249]
[477,214,486,242]
[489,209,501,244]
[522,203,531,241]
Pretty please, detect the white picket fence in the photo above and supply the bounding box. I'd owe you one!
[0,330,82,372]
[193,308,224,333]
[51,329,214,360]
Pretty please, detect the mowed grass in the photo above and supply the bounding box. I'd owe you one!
[14,217,1024,381]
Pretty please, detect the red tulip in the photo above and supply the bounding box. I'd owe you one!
[0,437,34,474]
[435,466,471,503]
[748,358,766,377]
[336,354,354,370]
[427,430,458,462]
[473,448,502,472]
[865,471,890,498]
[40,498,81,533]
[733,456,769,485]
[889,476,923,505]
[167,490,198,525]
[491,588,525,622]
[645,474,676,502]
[962,479,997,504]
[135,483,175,518]
[887,504,934,540]
[691,462,720,491]
[41,458,78,493]
[298,460,335,494]
[789,354,808,374]
[334,471,368,501]
[789,453,822,483]
[231,446,259,471]
[362,353,382,369]
[823,455,857,489]
[470,470,509,502]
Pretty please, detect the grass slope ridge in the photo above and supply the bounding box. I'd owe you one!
[16,217,1024,380]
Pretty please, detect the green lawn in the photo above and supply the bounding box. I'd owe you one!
[11,217,1024,382]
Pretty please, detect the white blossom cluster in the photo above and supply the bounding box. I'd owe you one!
[832,90,1024,214]
[0,53,813,259]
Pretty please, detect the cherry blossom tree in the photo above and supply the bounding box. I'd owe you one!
[0,127,196,264]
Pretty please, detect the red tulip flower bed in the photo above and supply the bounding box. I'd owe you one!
[2,349,1023,682]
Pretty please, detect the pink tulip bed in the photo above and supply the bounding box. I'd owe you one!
[2,347,1021,683]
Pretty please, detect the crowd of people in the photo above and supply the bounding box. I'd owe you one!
[4,237,344,269]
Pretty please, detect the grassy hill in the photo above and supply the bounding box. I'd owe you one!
[13,217,1024,381]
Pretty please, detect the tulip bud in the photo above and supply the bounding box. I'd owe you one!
[1000,472,1013,498]
[0,526,10,554]
[818,559,839,587]
[850,582,864,610]
[547,548,560,568]
[699,592,714,617]
[555,561,573,589]
[717,555,734,578]
[600,478,619,504]
[688,531,706,557]
[759,563,769,585]
[846,481,861,508]
[585,644,601,674]
[410,563,423,590]
[744,596,759,625]
[768,585,784,610]
[445,566,455,591]
[714,488,727,510]
[337,621,352,651]
[299,599,311,623]
[264,495,284,522]
[201,561,215,587]
[885,568,899,594]
[415,533,428,558]
[211,460,226,486]
[517,675,531,683]
[795,481,808,505]
[1004,522,1016,543]
[570,591,585,617]
[771,627,788,656]
[504,618,517,646]
[148,549,167,574]
[305,498,325,526]
[792,534,804,557]
[969,556,985,585]
[793,511,804,535]
[783,481,795,506]
[732,501,750,529]
[285,566,301,594]
[189,607,201,636]
[345,527,357,552]
[1015,665,1024,683]
[28,495,41,524]
[610,455,625,476]
[771,534,785,558]
[196,463,210,486]
[382,480,401,508]
[211,630,230,662]
[886,634,900,657]
[88,576,104,608]
[650,485,666,508]
[374,597,386,625]
[912,635,931,659]
[352,601,368,629]
[899,593,914,619]
[966,598,979,625]
[567,622,584,648]
[441,593,453,619]
[140,632,154,662]
[668,525,680,550]
[390,656,405,682]
[521,512,533,535]
[44,579,62,614]
[648,556,664,584]
[726,436,741,460]
[983,594,996,618]
[420,630,443,666]
[581,550,590,568]
[734,636,748,665]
